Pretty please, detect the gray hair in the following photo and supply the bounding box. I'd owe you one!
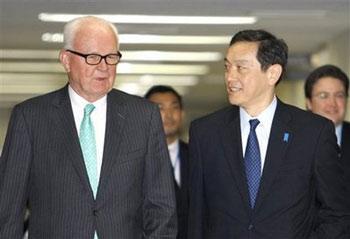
[63,16,119,50]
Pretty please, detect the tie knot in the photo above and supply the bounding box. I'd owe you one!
[84,104,95,116]
[249,119,260,130]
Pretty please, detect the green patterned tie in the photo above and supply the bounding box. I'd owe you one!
[80,104,99,239]
[79,104,98,198]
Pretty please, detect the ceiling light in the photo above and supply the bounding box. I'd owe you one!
[122,51,222,61]
[38,13,257,25]
[120,34,231,45]
[39,33,231,45]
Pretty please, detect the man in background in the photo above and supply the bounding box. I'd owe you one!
[305,64,350,193]
[145,85,189,239]
[188,29,349,238]
[0,16,176,239]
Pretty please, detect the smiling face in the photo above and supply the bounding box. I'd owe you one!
[60,22,118,102]
[224,41,280,116]
[306,76,347,126]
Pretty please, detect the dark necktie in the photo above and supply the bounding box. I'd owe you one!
[244,119,261,208]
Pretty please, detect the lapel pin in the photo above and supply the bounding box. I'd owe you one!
[283,133,289,143]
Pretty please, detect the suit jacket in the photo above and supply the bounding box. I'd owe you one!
[0,86,177,239]
[174,140,189,239]
[341,121,350,168]
[341,121,350,207]
[188,99,349,239]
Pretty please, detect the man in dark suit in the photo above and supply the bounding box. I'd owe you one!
[145,85,189,239]
[0,16,177,239]
[188,29,349,238]
[304,64,350,198]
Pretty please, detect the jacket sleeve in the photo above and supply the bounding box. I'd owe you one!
[312,120,350,238]
[0,105,31,238]
[142,104,177,238]
[187,121,206,239]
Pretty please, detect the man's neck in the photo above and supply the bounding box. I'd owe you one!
[167,136,178,145]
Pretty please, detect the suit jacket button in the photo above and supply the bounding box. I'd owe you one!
[93,210,98,216]
[248,224,254,230]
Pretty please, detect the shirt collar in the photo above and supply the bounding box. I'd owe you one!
[168,139,179,153]
[68,85,107,110]
[240,96,277,129]
[335,123,343,146]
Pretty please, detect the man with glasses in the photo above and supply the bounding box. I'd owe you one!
[0,16,177,239]
[305,64,350,197]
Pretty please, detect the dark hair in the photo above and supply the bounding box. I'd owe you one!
[230,29,288,84]
[304,64,349,99]
[144,85,183,109]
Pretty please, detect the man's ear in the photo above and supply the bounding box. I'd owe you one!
[59,49,71,73]
[267,64,282,86]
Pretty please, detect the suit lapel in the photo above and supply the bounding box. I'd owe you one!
[97,90,127,200]
[254,100,292,211]
[219,107,251,211]
[51,86,93,197]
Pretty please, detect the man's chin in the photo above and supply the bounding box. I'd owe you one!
[165,130,178,138]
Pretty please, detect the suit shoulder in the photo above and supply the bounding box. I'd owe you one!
[108,89,159,122]
[343,121,350,130]
[280,101,332,128]
[179,140,189,150]
[109,88,155,109]
[190,105,237,130]
[13,87,65,111]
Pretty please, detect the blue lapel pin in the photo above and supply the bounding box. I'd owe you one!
[283,133,289,143]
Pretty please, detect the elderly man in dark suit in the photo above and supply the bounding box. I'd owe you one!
[145,85,189,239]
[0,16,177,239]
[188,29,350,238]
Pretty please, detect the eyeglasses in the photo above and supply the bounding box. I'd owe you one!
[66,49,122,65]
[312,91,347,101]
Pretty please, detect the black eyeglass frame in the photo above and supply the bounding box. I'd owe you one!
[66,49,122,65]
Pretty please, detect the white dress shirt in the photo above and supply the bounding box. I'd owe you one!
[168,139,181,186]
[240,96,277,174]
[68,85,106,179]
[335,124,342,146]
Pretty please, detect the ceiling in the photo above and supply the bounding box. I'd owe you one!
[0,0,349,123]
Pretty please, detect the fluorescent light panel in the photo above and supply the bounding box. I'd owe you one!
[40,33,231,45]
[120,34,231,45]
[38,13,257,25]
[1,49,223,62]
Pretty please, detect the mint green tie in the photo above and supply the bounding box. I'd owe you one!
[79,104,98,198]
[80,104,99,239]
